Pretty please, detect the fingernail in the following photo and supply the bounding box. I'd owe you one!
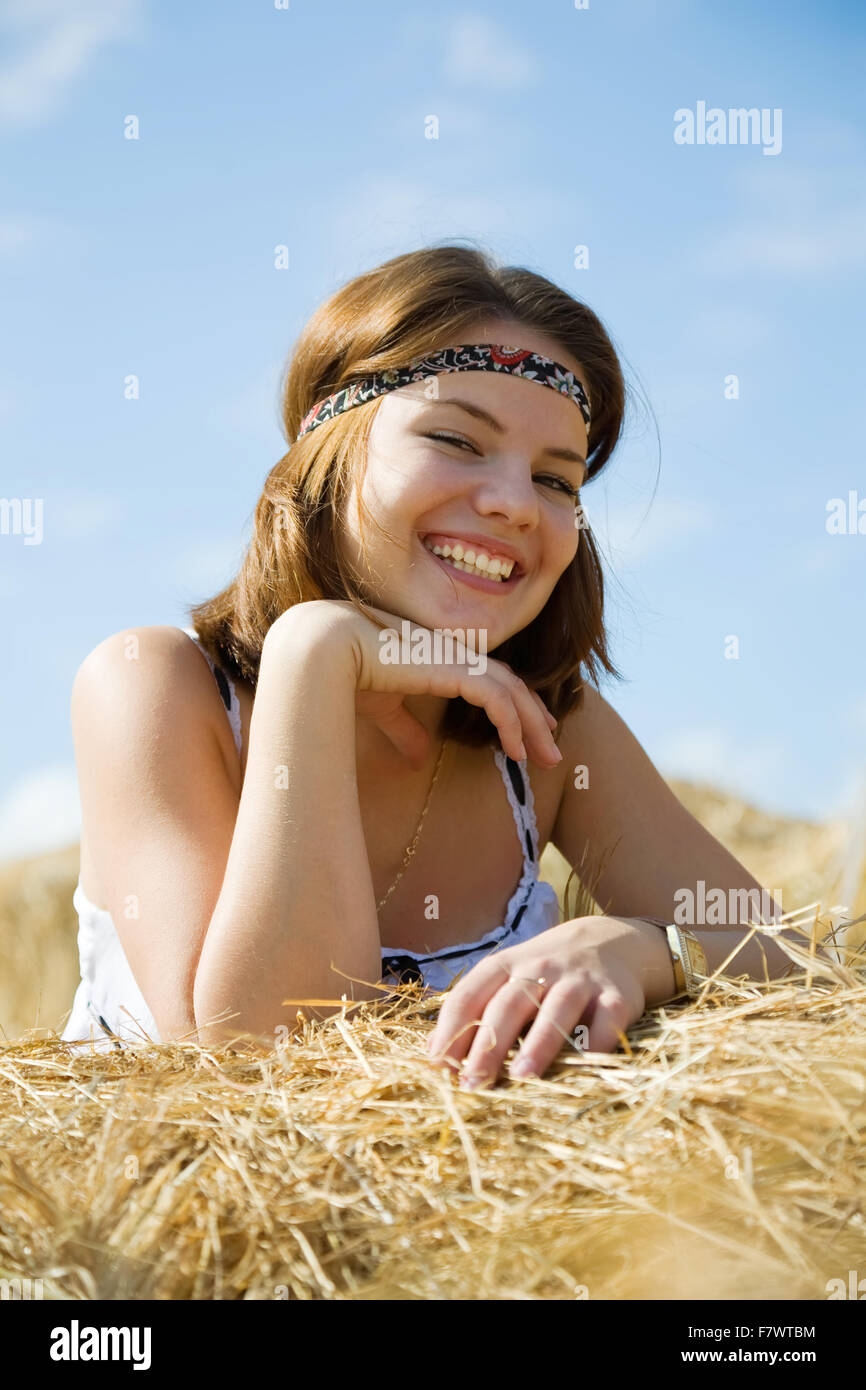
[460,1074,484,1090]
[510,1056,535,1078]
[550,747,563,763]
[516,742,527,761]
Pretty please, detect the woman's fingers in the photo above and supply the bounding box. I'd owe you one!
[426,958,510,1075]
[427,973,634,1088]
[502,674,561,766]
[350,604,560,767]
[367,699,433,769]
[507,977,596,1078]
[427,964,594,1090]
[583,990,637,1054]
[456,976,566,1088]
[527,686,559,732]
[452,664,561,767]
[438,669,533,764]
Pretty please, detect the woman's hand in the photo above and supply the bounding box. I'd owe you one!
[425,915,677,1088]
[273,598,562,771]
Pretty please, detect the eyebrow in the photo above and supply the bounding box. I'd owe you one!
[428,396,587,470]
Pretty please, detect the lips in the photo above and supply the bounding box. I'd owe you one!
[421,532,526,577]
[420,538,522,592]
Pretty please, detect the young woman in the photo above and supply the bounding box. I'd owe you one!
[62,244,799,1087]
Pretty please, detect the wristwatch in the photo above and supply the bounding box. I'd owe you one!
[638,917,709,999]
[666,924,709,997]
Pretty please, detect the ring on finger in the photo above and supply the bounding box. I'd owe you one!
[510,975,549,1005]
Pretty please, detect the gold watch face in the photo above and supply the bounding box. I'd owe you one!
[682,930,708,974]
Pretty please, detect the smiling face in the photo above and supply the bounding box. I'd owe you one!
[340,320,590,651]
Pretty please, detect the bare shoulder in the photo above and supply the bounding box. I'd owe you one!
[73,624,213,711]
[75,623,203,679]
[551,681,663,831]
[554,681,611,758]
[555,680,671,792]
[70,626,246,1038]
[551,678,694,867]
[71,624,236,771]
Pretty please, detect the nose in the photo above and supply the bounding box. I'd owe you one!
[470,455,541,529]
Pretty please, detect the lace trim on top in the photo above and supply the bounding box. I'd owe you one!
[381,750,543,966]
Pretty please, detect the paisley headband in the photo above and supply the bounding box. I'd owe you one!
[295,343,591,442]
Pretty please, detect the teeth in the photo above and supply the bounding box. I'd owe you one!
[426,541,515,581]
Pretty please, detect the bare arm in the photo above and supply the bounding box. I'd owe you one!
[193,610,382,1045]
[194,600,562,1043]
[70,625,248,1045]
[71,617,381,1051]
[551,685,807,986]
[73,605,561,1052]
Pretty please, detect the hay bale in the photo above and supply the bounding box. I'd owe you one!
[1,780,863,1300]
[1,917,864,1301]
[0,844,81,1043]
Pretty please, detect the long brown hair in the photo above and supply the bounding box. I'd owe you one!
[189,242,627,745]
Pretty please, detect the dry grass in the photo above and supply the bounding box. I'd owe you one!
[0,780,864,1300]
[1,927,865,1301]
[0,843,81,1044]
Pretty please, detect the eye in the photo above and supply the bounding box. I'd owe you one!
[535,475,581,499]
[425,432,581,499]
[425,430,476,451]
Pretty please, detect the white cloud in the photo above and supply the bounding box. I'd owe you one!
[53,493,123,540]
[796,115,864,163]
[168,535,247,598]
[704,206,866,275]
[0,211,53,256]
[687,303,773,351]
[0,211,87,261]
[801,536,848,577]
[849,698,866,734]
[0,761,80,866]
[653,724,788,803]
[692,165,866,276]
[321,173,575,272]
[0,0,145,130]
[443,15,540,89]
[216,366,285,443]
[590,496,713,564]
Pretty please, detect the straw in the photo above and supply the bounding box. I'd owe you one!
[0,911,864,1301]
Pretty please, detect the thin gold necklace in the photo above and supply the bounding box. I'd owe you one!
[376,738,449,912]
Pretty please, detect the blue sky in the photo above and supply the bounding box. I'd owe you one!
[1,0,865,864]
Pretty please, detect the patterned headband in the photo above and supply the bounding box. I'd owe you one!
[295,343,591,442]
